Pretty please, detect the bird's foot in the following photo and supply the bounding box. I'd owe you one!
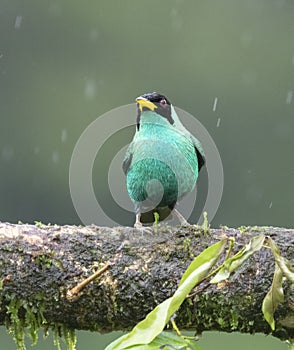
[134,219,143,229]
[173,209,192,227]
[134,221,154,234]
[134,213,154,234]
[173,209,202,234]
[134,226,154,234]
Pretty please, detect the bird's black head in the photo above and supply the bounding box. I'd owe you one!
[136,92,174,130]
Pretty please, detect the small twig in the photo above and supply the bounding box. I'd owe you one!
[171,319,183,337]
[67,262,111,301]
[187,280,211,298]
[66,244,125,302]
[171,320,199,341]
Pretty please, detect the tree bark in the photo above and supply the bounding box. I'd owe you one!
[0,222,293,342]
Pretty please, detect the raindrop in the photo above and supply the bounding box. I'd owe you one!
[213,97,218,112]
[275,0,286,8]
[14,15,22,29]
[269,201,273,209]
[2,145,14,160]
[49,3,62,17]
[52,151,60,163]
[89,29,99,42]
[84,79,96,99]
[34,147,40,155]
[170,8,177,16]
[275,121,292,138]
[286,90,293,105]
[61,129,68,143]
[240,32,252,47]
[241,71,257,85]
[170,8,183,32]
[0,53,3,59]
[216,118,221,128]
[246,186,263,204]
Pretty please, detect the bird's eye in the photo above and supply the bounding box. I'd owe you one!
[160,99,167,105]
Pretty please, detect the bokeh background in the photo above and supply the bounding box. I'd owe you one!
[0,0,293,349]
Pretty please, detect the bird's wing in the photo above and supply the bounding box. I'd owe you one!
[122,142,134,174]
[170,106,205,172]
[190,134,205,172]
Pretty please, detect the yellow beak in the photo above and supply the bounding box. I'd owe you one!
[136,97,158,112]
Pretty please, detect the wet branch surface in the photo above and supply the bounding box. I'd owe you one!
[0,222,293,341]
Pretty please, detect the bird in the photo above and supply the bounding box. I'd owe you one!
[123,92,205,228]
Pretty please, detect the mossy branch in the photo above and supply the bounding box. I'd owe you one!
[0,222,293,343]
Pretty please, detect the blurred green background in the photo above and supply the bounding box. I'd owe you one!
[0,0,293,349]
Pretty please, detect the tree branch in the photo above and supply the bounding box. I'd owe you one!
[0,222,293,341]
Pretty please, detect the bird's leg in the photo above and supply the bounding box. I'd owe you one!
[173,209,191,226]
[134,213,143,229]
[133,211,153,234]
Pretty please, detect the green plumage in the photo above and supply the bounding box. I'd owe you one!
[123,92,205,225]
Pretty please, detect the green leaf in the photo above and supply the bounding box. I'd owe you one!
[120,331,201,350]
[211,234,265,284]
[267,237,294,283]
[262,236,294,330]
[262,263,284,330]
[105,240,227,350]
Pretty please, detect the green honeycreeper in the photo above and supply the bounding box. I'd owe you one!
[123,92,205,228]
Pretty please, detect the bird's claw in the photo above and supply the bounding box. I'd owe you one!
[134,222,154,234]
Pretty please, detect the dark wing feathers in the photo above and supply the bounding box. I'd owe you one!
[122,143,133,174]
[194,146,205,172]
